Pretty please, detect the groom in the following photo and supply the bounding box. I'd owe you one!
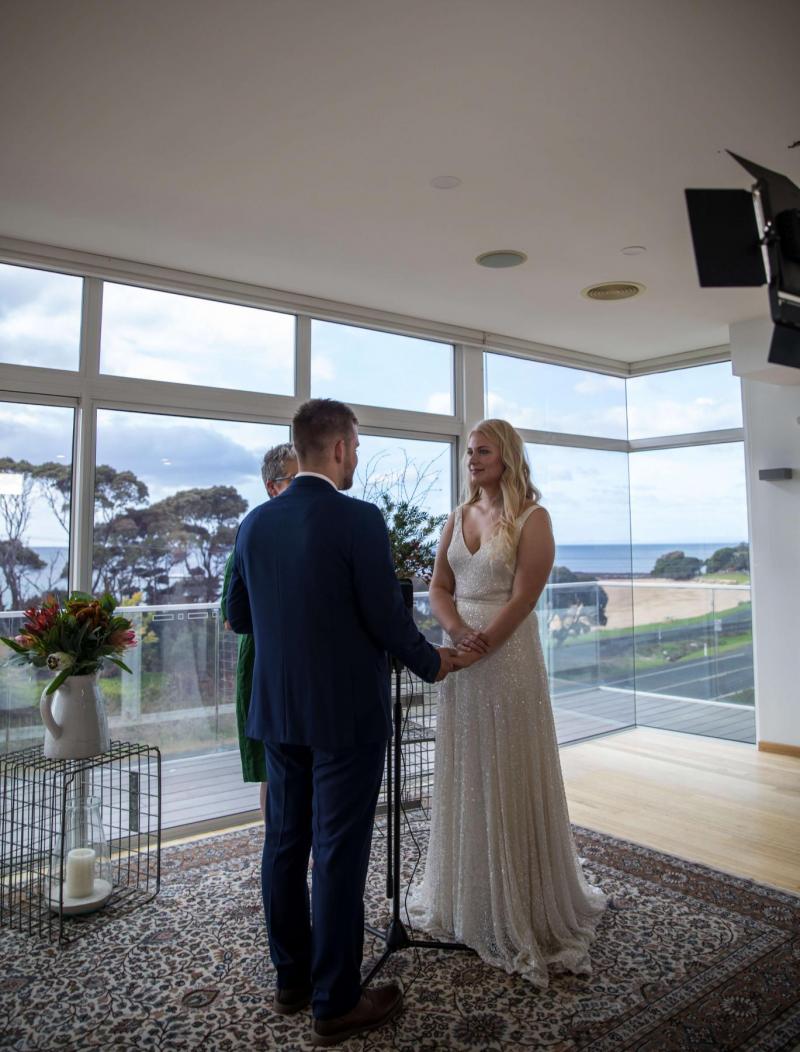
[226,398,456,1046]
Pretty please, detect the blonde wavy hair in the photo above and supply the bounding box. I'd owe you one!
[463,418,542,565]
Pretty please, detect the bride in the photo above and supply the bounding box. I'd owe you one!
[409,418,607,988]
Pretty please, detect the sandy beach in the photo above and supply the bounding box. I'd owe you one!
[596,579,751,631]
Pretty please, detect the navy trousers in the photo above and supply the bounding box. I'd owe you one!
[262,740,386,1020]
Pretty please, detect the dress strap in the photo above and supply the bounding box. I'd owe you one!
[450,504,465,553]
[516,503,546,531]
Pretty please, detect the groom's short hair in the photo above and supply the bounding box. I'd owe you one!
[292,399,358,459]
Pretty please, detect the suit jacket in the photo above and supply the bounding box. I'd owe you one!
[226,475,441,749]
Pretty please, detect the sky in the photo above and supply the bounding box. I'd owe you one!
[0,263,749,549]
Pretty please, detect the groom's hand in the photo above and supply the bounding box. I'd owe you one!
[434,647,460,681]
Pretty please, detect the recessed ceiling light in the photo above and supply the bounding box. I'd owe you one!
[581,281,645,301]
[476,250,528,269]
[621,245,647,256]
[430,175,462,189]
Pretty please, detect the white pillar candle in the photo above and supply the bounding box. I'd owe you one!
[65,847,96,898]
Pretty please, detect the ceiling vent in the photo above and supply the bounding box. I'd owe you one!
[581,281,645,301]
[476,250,528,268]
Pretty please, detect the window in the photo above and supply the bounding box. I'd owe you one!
[100,284,295,394]
[311,321,453,414]
[628,442,753,741]
[0,401,74,610]
[0,400,75,754]
[93,410,289,604]
[527,443,635,742]
[354,434,453,520]
[486,354,627,439]
[626,362,742,439]
[0,264,82,370]
[91,410,289,769]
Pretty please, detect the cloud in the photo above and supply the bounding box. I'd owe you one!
[573,374,625,396]
[101,284,295,393]
[95,412,289,502]
[311,353,336,382]
[0,265,82,369]
[627,397,740,437]
[488,391,627,439]
[425,392,452,414]
[628,445,747,542]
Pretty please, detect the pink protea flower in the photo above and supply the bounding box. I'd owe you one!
[109,628,137,649]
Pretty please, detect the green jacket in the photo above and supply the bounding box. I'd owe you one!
[221,552,267,783]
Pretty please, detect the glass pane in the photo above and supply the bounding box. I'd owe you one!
[0,401,74,753]
[353,433,452,610]
[628,442,753,742]
[486,354,627,439]
[526,444,635,743]
[0,263,82,370]
[626,362,742,439]
[354,434,452,519]
[93,410,289,799]
[311,321,453,414]
[100,283,295,394]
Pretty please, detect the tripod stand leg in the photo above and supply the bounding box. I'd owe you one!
[385,733,393,900]
[364,661,473,986]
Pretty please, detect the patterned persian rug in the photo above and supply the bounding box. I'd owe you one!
[1,821,799,1051]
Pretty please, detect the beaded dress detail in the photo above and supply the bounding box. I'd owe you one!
[409,504,607,987]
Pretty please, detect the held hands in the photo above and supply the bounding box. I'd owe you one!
[451,623,491,655]
[434,644,486,681]
[435,647,459,681]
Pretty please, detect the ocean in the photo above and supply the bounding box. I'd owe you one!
[554,541,746,576]
[20,541,745,593]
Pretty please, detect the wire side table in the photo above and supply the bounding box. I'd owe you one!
[0,741,161,943]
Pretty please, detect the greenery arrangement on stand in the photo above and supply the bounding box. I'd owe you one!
[355,450,447,586]
[1,592,136,693]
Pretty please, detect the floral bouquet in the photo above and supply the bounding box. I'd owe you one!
[1,592,137,695]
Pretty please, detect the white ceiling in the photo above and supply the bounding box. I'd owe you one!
[1,0,798,362]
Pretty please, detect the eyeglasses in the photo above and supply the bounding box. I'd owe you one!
[272,474,297,483]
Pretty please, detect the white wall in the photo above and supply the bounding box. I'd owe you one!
[732,319,800,748]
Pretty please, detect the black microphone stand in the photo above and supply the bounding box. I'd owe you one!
[363,648,470,985]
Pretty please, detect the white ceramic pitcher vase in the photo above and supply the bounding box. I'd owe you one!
[40,673,110,760]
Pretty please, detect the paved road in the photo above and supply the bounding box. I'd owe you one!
[551,639,754,702]
[607,645,754,701]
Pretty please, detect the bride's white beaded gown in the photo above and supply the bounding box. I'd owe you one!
[409,504,607,988]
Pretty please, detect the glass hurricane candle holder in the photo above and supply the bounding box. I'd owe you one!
[49,795,113,915]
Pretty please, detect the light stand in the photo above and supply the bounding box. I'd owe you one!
[363,652,470,985]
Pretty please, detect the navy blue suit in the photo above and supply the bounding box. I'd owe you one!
[227,475,440,1018]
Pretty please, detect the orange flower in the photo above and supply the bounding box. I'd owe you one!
[67,599,109,628]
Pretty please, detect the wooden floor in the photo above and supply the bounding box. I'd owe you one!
[560,726,800,894]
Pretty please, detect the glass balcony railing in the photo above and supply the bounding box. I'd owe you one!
[0,582,755,824]
[1,582,755,754]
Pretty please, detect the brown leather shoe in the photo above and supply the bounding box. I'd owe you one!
[273,986,312,1015]
[310,983,403,1046]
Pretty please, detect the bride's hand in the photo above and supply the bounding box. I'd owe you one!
[452,647,484,669]
[451,625,490,654]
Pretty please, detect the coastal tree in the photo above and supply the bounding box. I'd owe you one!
[705,543,749,575]
[0,457,58,608]
[150,485,247,602]
[651,550,702,580]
